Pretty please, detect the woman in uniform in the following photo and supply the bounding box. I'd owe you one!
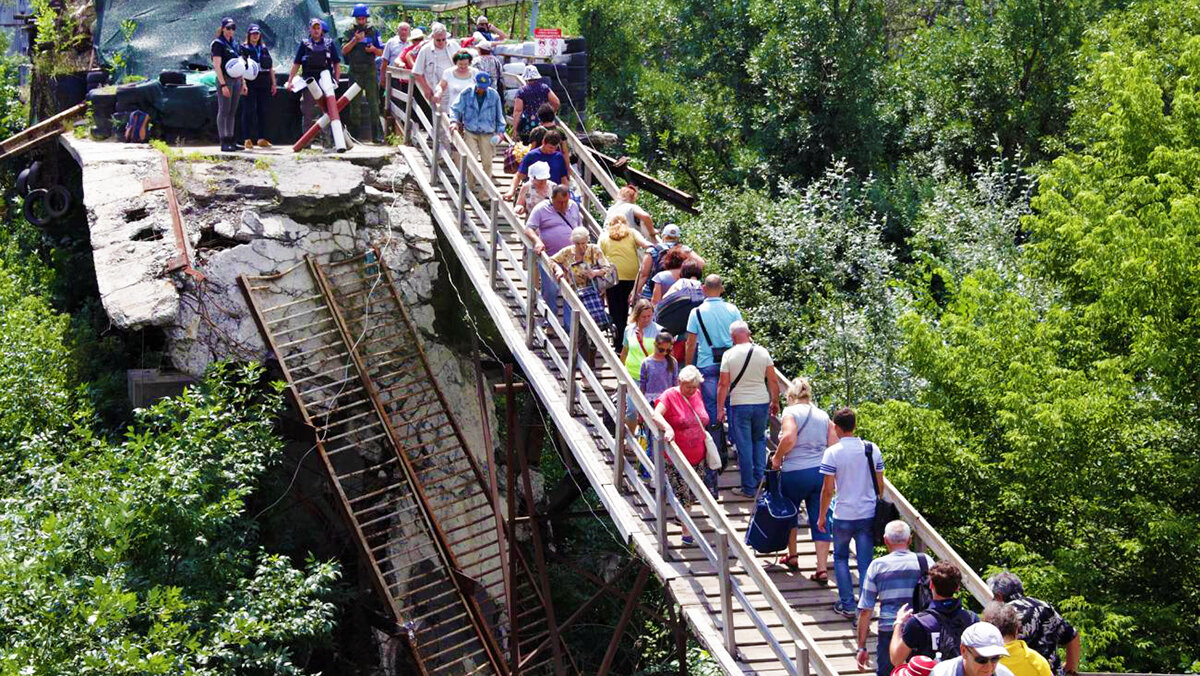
[239,24,277,150]
[211,17,243,152]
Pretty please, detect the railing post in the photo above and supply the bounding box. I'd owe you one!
[525,250,537,348]
[717,529,736,656]
[613,381,627,490]
[431,108,442,183]
[795,642,810,676]
[384,70,393,134]
[565,309,580,412]
[655,435,667,556]
[402,72,415,145]
[457,152,468,230]
[488,198,499,286]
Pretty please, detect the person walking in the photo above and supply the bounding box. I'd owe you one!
[399,29,425,69]
[855,521,934,676]
[818,407,884,618]
[606,184,657,240]
[511,65,559,142]
[515,161,553,216]
[769,377,838,576]
[413,25,458,103]
[524,185,582,327]
[651,365,709,544]
[211,17,243,152]
[289,19,341,150]
[929,623,1016,676]
[685,275,742,459]
[451,72,505,197]
[988,572,1081,676]
[599,214,653,353]
[715,321,780,498]
[379,21,411,88]
[636,224,704,301]
[983,602,1053,676]
[435,50,478,113]
[890,561,980,664]
[239,24,276,150]
[472,40,504,99]
[341,4,384,142]
[620,300,660,432]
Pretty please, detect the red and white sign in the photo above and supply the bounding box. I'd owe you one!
[535,28,564,57]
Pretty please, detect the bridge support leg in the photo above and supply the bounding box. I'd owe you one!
[503,365,522,672]
[597,565,651,675]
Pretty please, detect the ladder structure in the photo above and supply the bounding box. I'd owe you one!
[384,65,994,675]
[239,253,571,675]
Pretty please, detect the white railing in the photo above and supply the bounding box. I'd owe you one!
[387,64,834,676]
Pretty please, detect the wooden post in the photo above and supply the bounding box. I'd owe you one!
[565,311,580,413]
[717,528,735,656]
[655,435,668,556]
[525,251,538,348]
[488,198,500,286]
[431,108,442,183]
[613,381,627,490]
[795,642,810,676]
[384,70,393,133]
[457,152,468,230]
[402,72,415,145]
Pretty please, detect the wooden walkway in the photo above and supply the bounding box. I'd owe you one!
[386,66,992,675]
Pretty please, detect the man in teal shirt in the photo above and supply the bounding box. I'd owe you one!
[685,274,742,467]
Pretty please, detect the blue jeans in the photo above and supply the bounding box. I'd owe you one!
[538,263,571,329]
[779,467,833,542]
[832,516,874,609]
[730,403,768,493]
[876,629,893,676]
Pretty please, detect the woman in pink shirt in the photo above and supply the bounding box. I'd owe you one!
[651,365,709,544]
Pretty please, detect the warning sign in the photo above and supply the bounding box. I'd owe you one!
[535,28,564,57]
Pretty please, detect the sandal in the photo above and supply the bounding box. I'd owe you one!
[776,554,799,571]
[809,569,829,586]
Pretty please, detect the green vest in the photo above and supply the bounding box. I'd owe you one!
[343,25,380,67]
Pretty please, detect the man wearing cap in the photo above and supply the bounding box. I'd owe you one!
[342,4,384,142]
[290,19,341,149]
[988,572,1080,676]
[930,623,1016,676]
[380,22,411,87]
[452,72,506,196]
[634,224,704,301]
[856,520,934,676]
[413,25,459,101]
[473,15,507,42]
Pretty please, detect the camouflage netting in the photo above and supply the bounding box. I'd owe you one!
[95,0,333,78]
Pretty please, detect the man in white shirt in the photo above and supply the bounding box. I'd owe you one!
[818,407,884,618]
[716,321,779,498]
[931,622,1016,676]
[412,25,459,100]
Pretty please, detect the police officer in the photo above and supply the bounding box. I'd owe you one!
[239,24,277,150]
[341,3,384,143]
[289,18,341,149]
[211,17,243,152]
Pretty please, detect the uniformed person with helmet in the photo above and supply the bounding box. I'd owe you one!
[341,3,384,143]
[289,18,342,149]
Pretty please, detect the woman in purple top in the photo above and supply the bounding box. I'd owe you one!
[639,332,679,405]
[511,65,560,141]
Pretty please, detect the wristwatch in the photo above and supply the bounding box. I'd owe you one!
[857,647,867,653]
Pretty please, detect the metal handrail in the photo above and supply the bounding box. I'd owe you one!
[388,66,835,676]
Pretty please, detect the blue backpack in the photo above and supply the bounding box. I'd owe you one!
[124,110,151,143]
[745,470,798,554]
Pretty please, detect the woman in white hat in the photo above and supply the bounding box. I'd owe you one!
[515,160,554,215]
[511,64,559,142]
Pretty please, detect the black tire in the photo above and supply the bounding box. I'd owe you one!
[536,63,567,82]
[23,189,51,227]
[86,69,109,91]
[45,185,72,219]
[159,70,187,86]
[26,161,42,189]
[16,168,30,196]
[563,36,586,54]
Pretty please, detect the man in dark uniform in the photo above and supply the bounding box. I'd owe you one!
[341,3,384,143]
[289,18,341,149]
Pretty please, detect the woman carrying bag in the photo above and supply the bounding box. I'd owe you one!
[551,226,615,333]
[651,365,711,545]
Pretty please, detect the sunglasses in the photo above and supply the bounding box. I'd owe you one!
[969,651,1001,665]
[434,37,447,43]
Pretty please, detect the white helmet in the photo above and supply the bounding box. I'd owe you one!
[242,58,261,81]
[225,57,246,78]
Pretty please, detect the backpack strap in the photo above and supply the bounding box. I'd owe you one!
[864,442,881,497]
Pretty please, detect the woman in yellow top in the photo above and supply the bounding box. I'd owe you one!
[598,215,653,353]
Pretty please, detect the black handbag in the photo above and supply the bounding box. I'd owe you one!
[865,442,900,545]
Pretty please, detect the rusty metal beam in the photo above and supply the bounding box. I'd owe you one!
[597,565,651,676]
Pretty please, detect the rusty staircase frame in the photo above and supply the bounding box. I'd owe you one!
[239,251,572,674]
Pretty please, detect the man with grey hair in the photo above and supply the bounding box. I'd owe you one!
[379,22,412,88]
[989,572,1080,676]
[716,320,780,497]
[856,520,933,676]
[412,25,458,100]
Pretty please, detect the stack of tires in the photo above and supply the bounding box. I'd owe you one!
[550,36,587,118]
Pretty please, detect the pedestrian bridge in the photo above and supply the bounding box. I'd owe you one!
[239,65,991,675]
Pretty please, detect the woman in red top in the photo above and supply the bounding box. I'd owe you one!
[651,365,709,544]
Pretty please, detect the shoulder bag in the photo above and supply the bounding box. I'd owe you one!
[682,393,721,470]
[865,441,900,545]
[695,309,729,363]
[728,345,756,394]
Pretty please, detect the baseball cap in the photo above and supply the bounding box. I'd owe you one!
[529,161,551,180]
[890,656,936,676]
[248,23,261,34]
[221,17,236,29]
[475,72,493,87]
[309,17,323,28]
[961,622,1010,658]
[662,223,681,240]
[476,15,489,24]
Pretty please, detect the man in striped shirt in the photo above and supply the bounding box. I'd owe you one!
[857,520,933,676]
